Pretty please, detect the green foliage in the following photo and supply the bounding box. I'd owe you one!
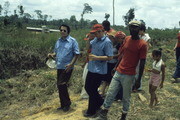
[147,28,178,47]
[18,5,24,16]
[69,66,84,94]
[0,23,178,80]
[34,10,43,20]
[123,8,135,26]
[71,29,89,50]
[0,69,57,107]
[0,25,91,79]
[0,27,58,79]
[0,1,97,29]
[3,1,10,16]
[0,5,2,15]
[81,3,93,19]
[105,13,110,21]
[0,33,179,119]
[90,19,98,26]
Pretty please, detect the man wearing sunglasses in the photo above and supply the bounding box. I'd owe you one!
[83,24,113,117]
[48,24,80,112]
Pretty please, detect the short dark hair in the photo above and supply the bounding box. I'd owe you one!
[102,20,110,31]
[140,23,146,32]
[152,48,162,57]
[59,24,70,34]
[102,20,110,27]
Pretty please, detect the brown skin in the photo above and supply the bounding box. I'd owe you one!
[111,37,126,76]
[148,54,165,108]
[129,25,146,90]
[81,33,96,68]
[135,59,146,89]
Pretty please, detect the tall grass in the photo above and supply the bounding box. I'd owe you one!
[0,26,179,120]
[0,26,178,79]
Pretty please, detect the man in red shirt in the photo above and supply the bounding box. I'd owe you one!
[93,20,147,120]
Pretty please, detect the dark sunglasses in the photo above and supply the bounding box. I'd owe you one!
[60,29,67,32]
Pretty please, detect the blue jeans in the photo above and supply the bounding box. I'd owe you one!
[103,71,135,113]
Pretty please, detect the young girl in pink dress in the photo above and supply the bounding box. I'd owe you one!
[148,48,165,108]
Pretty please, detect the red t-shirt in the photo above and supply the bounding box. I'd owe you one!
[116,36,147,75]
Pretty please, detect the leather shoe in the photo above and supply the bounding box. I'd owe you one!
[63,106,70,112]
[57,107,64,110]
[83,110,95,117]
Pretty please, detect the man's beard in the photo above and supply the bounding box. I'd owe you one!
[130,30,140,40]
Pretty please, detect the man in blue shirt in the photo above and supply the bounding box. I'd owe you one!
[83,24,113,117]
[48,24,80,112]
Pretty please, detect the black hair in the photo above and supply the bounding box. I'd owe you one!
[102,20,110,26]
[152,48,162,57]
[102,20,110,31]
[59,24,70,34]
[140,23,146,32]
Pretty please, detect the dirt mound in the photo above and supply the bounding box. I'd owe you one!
[0,48,47,79]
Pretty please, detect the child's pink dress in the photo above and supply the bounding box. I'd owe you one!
[149,59,163,87]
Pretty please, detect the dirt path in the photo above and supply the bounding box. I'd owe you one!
[23,94,89,120]
[1,65,179,120]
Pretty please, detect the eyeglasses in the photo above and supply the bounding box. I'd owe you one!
[60,29,67,32]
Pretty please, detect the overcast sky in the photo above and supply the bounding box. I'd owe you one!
[2,0,180,29]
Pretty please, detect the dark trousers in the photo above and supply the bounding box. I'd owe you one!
[57,69,73,108]
[85,71,104,114]
[173,48,180,78]
[175,47,180,62]
[104,62,116,83]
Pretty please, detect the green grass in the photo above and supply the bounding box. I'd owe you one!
[0,27,179,120]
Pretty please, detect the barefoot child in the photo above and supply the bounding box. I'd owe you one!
[148,48,165,108]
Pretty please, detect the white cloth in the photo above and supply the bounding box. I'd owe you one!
[141,33,151,42]
[136,33,151,73]
[80,63,89,99]
[46,58,56,69]
[152,59,163,72]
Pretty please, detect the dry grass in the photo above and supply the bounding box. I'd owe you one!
[0,39,179,120]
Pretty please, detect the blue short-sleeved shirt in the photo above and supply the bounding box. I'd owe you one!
[88,36,113,74]
[54,35,80,69]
